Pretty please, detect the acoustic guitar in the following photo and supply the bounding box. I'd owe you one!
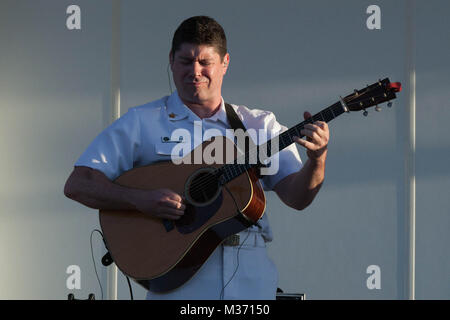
[99,78,401,292]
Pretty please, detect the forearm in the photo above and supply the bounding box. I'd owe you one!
[293,158,325,208]
[64,167,138,211]
[276,157,326,211]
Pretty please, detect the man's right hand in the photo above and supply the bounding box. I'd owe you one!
[64,166,186,220]
[131,188,186,220]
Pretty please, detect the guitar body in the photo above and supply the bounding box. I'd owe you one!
[99,136,266,292]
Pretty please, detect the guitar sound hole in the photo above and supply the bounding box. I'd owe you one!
[186,170,220,206]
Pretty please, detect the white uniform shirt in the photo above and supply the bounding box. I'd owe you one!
[75,91,303,241]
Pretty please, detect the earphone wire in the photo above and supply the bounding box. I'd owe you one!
[90,229,104,300]
[90,229,134,300]
[219,185,251,300]
[167,62,173,94]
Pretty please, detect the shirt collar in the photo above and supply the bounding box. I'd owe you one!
[166,91,189,121]
[206,98,228,125]
[166,91,229,125]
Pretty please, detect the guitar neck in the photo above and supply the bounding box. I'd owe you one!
[219,100,346,184]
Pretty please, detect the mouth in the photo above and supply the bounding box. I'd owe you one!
[185,78,208,86]
[187,81,207,86]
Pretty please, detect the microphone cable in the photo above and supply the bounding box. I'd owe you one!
[90,228,134,300]
[90,229,104,300]
[220,184,253,300]
[167,62,173,94]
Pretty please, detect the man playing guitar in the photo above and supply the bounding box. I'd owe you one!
[64,15,329,300]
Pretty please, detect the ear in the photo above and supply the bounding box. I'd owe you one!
[222,53,230,75]
[169,51,174,71]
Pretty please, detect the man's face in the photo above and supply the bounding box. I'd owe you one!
[170,43,229,107]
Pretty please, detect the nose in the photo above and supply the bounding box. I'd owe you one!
[190,61,202,77]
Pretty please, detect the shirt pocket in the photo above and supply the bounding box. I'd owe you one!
[154,142,190,161]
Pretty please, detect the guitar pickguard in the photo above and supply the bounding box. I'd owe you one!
[174,191,224,234]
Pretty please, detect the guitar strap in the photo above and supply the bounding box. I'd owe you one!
[224,103,263,175]
[224,102,247,134]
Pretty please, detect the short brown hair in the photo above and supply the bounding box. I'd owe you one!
[170,16,227,60]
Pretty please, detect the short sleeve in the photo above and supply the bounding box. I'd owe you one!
[74,108,141,180]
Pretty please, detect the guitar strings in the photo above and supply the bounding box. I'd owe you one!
[186,92,389,197]
[187,92,374,194]
[188,84,389,194]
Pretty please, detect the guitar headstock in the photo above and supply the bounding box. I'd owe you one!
[342,78,401,114]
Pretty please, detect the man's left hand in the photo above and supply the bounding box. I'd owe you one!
[293,111,329,163]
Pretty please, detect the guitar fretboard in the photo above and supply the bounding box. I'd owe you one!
[219,101,345,184]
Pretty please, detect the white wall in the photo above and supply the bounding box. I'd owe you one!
[0,0,112,299]
[1,0,448,299]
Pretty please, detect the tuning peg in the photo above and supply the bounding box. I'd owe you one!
[387,102,393,108]
[363,109,368,116]
[375,105,381,112]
